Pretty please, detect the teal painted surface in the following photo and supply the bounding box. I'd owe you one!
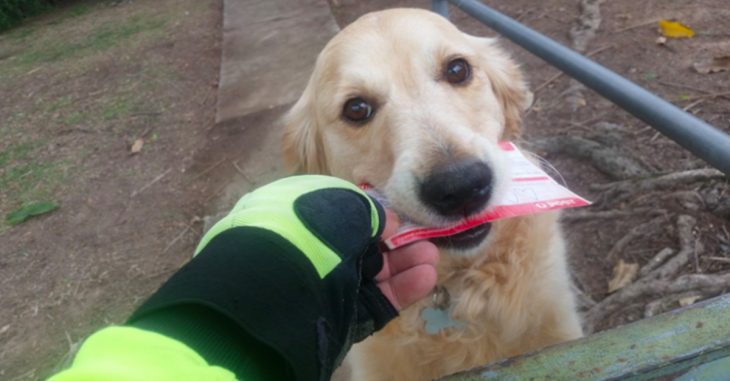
[440,294,730,381]
[674,356,730,381]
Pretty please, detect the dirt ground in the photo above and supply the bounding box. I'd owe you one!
[1,0,728,380]
[0,0,223,379]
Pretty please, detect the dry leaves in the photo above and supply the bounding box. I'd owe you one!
[130,138,144,154]
[693,55,730,74]
[658,20,695,38]
[607,259,639,293]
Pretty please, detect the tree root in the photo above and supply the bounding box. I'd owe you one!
[643,291,704,318]
[591,168,725,204]
[628,190,705,210]
[530,136,651,180]
[562,207,663,222]
[606,215,668,260]
[637,247,674,278]
[565,0,604,110]
[581,215,729,333]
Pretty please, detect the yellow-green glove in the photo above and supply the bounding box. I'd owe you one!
[129,175,397,381]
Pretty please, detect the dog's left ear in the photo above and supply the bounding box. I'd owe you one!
[470,36,530,140]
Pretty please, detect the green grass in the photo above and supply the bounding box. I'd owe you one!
[15,14,166,67]
[642,72,658,81]
[68,3,91,18]
[9,27,34,40]
[0,1,175,226]
[63,111,84,125]
[40,95,72,113]
[102,96,139,120]
[0,139,67,215]
[0,141,39,168]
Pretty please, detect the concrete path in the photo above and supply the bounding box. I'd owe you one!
[209,0,339,214]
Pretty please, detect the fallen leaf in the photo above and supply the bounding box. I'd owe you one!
[5,201,59,226]
[679,295,702,307]
[608,259,639,293]
[130,138,144,154]
[658,20,695,38]
[693,55,730,74]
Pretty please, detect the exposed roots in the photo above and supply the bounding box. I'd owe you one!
[591,168,726,204]
[582,215,730,333]
[530,136,651,180]
[606,215,668,260]
[561,207,662,222]
[565,0,604,110]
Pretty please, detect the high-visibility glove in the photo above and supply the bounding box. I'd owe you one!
[129,175,398,381]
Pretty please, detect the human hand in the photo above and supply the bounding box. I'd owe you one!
[132,175,438,381]
[375,209,439,310]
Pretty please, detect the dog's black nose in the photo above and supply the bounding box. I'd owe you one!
[419,160,493,217]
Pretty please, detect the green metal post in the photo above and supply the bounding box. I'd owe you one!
[440,294,730,380]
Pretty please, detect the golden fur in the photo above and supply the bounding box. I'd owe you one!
[283,8,582,380]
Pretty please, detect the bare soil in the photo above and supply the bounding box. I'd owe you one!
[0,1,223,379]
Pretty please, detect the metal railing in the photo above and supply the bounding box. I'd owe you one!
[433,0,730,177]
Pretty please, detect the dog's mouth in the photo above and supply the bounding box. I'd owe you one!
[359,183,494,250]
[430,221,491,249]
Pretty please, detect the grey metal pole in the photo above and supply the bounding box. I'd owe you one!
[432,0,449,18]
[448,0,730,176]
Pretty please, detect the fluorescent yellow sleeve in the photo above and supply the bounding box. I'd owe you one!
[48,326,238,381]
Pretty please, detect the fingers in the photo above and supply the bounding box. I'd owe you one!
[376,264,438,310]
[375,240,440,310]
[375,241,439,282]
[387,241,439,274]
[375,209,440,310]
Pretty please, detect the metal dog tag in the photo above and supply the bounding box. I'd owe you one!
[421,307,466,334]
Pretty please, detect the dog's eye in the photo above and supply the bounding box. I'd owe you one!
[342,97,374,123]
[444,58,471,84]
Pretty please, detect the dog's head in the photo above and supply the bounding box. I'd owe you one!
[283,8,529,254]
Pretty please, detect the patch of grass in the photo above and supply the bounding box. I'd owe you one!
[0,139,69,213]
[9,27,34,40]
[41,95,72,114]
[102,96,138,120]
[0,141,40,168]
[68,3,91,18]
[642,72,657,81]
[63,111,84,125]
[89,15,166,50]
[16,14,167,67]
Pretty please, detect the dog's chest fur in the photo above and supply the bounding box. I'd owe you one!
[347,213,583,381]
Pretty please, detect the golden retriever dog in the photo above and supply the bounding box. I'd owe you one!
[282,8,582,381]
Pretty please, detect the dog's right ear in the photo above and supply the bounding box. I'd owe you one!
[282,88,328,174]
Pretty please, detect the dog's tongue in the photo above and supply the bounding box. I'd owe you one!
[361,142,590,250]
